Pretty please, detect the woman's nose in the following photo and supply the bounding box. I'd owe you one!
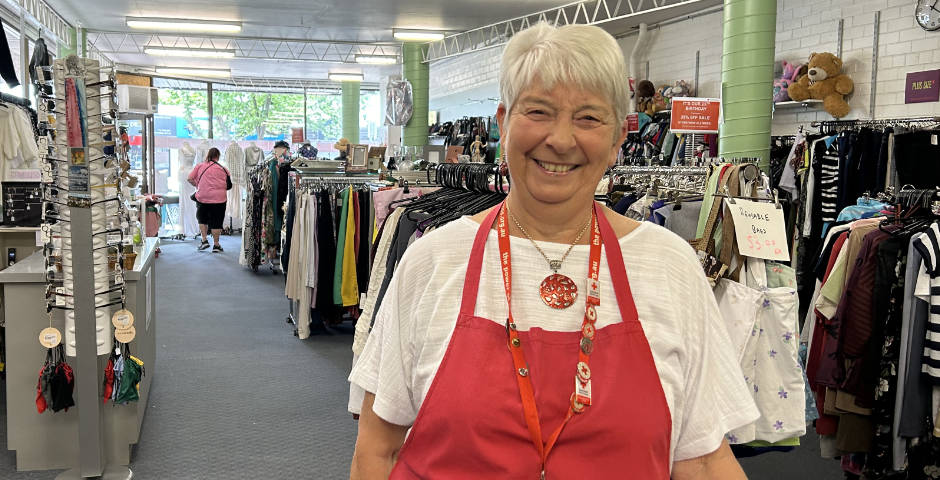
[544,119,577,154]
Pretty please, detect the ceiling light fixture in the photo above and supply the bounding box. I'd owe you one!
[329,73,364,82]
[127,17,242,33]
[144,47,236,58]
[355,54,398,65]
[156,67,232,78]
[393,29,445,42]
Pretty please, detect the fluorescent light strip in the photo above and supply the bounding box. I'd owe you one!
[127,16,242,33]
[329,73,363,82]
[144,47,236,59]
[156,67,232,78]
[393,29,445,42]
[355,54,398,65]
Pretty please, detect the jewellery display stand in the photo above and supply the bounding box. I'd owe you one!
[54,55,131,480]
[0,55,157,474]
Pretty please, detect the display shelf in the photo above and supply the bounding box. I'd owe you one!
[774,99,823,109]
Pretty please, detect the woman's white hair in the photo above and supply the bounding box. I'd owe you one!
[499,22,629,122]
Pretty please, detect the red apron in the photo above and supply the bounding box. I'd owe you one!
[389,204,672,479]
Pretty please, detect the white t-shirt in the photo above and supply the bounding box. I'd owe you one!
[349,216,759,467]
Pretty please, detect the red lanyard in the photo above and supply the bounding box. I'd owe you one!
[496,203,602,476]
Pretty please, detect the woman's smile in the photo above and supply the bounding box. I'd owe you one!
[533,158,579,175]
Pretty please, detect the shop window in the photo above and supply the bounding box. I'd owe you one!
[305,91,342,156]
[212,84,304,152]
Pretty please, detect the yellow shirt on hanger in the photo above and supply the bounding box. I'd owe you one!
[340,188,360,306]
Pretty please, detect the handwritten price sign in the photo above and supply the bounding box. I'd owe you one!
[725,199,790,262]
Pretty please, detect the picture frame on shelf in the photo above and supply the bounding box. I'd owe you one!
[367,146,387,172]
[346,144,369,173]
[424,145,445,165]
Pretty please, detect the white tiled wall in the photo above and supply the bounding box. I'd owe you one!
[428,0,940,134]
[428,48,503,123]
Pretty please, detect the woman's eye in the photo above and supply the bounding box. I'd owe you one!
[579,115,602,123]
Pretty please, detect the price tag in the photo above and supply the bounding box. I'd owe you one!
[725,199,790,262]
[39,327,61,348]
[112,309,134,329]
[114,326,136,344]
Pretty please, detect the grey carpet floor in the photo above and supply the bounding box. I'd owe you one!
[0,235,845,479]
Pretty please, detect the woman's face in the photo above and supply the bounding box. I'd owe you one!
[497,82,626,208]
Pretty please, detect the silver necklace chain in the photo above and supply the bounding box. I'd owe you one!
[506,205,591,273]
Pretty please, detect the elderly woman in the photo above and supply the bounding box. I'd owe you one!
[349,23,757,479]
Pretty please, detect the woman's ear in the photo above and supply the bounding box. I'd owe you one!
[496,103,507,140]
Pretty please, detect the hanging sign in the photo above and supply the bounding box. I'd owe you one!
[112,309,135,329]
[725,199,790,262]
[39,327,62,348]
[291,127,305,144]
[626,114,640,133]
[905,69,940,104]
[670,97,721,133]
[114,326,136,344]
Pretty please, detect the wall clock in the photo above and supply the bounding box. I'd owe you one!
[916,0,940,31]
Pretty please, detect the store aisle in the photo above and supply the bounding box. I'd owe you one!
[129,235,358,478]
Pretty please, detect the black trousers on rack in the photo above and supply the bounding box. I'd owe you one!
[894,130,940,189]
[315,190,342,322]
[356,190,371,296]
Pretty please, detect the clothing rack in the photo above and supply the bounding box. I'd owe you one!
[610,165,709,176]
[811,116,940,133]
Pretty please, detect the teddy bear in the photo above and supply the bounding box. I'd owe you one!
[649,85,670,114]
[787,52,853,118]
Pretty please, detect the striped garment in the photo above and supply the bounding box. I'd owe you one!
[913,222,940,382]
[818,143,840,223]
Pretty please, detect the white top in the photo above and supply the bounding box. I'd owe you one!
[224,142,247,185]
[349,216,759,467]
[0,105,38,171]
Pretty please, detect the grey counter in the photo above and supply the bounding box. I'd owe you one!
[0,238,158,471]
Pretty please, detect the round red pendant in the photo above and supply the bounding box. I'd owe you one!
[540,274,578,309]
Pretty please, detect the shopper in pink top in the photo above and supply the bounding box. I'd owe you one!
[187,147,232,252]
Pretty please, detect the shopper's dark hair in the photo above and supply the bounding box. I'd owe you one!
[207,147,221,161]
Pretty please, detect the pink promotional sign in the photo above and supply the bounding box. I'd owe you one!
[905,69,940,104]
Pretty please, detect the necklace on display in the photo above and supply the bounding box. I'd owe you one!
[506,204,592,310]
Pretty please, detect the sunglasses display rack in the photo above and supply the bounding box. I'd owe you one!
[38,55,134,479]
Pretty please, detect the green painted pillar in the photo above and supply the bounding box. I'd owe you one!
[342,81,360,141]
[58,27,77,57]
[80,28,87,57]
[719,0,777,171]
[402,43,429,147]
